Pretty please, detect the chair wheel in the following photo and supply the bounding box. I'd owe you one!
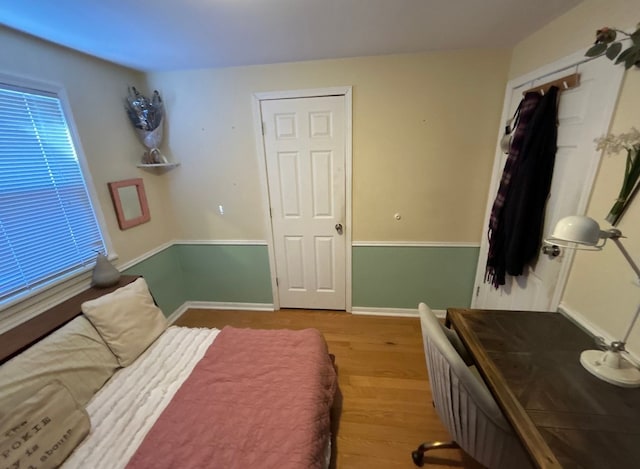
[411,448,425,467]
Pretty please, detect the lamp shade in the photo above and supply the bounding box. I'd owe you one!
[547,215,603,247]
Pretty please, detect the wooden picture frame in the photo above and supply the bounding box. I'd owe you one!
[108,178,150,230]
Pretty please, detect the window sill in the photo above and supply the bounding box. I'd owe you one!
[0,252,120,334]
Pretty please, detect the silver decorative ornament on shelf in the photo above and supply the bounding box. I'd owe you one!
[135,121,168,164]
[125,87,167,164]
[91,253,121,288]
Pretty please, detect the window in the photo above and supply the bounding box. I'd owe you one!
[0,81,106,307]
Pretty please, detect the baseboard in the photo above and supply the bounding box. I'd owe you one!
[166,302,190,324]
[169,303,443,321]
[559,302,640,366]
[167,301,275,324]
[351,306,446,319]
[558,303,610,340]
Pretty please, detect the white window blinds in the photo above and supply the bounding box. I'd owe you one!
[0,84,106,305]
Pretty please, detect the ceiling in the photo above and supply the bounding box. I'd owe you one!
[0,0,582,72]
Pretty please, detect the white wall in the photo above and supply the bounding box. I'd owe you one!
[0,26,178,265]
[510,0,640,353]
[147,50,511,243]
[7,1,638,346]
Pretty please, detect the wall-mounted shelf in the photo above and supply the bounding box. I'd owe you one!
[136,162,181,170]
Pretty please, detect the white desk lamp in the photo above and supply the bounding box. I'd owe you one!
[545,215,640,387]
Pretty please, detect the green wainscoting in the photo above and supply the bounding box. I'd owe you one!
[352,246,479,310]
[123,247,186,316]
[174,244,273,304]
[124,243,478,316]
[123,244,273,316]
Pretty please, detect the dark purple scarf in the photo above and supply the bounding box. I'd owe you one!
[485,91,542,288]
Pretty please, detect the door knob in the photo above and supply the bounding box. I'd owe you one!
[335,223,343,235]
[542,244,561,257]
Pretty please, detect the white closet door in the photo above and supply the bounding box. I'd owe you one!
[473,54,624,311]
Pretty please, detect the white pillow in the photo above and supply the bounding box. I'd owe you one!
[81,277,167,367]
[0,316,119,414]
[0,380,90,469]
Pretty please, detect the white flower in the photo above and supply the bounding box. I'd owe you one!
[595,127,640,155]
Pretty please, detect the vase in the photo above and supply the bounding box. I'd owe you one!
[134,118,168,164]
[605,147,640,226]
[92,253,121,288]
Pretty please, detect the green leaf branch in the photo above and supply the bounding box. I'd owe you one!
[595,129,640,225]
[585,24,640,69]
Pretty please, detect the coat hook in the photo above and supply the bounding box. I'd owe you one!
[563,81,569,89]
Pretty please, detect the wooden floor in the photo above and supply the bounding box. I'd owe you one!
[175,308,483,469]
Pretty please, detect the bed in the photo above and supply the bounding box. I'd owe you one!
[0,276,338,469]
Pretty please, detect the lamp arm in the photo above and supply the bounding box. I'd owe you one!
[621,303,640,345]
[608,234,640,345]
[610,237,640,282]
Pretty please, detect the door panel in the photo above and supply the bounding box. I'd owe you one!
[314,236,335,291]
[284,236,305,290]
[473,55,624,311]
[277,152,302,216]
[311,151,334,217]
[262,96,346,309]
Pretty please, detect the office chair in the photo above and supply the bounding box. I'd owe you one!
[411,303,533,469]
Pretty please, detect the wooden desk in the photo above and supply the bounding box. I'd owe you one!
[447,308,640,469]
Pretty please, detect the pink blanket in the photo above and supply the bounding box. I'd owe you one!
[126,326,337,469]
